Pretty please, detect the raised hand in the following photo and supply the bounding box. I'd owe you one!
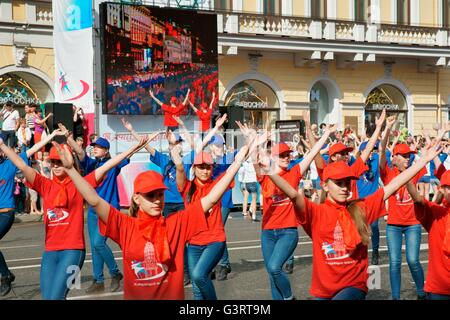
[375,109,387,127]
[121,117,134,132]
[302,110,310,125]
[216,113,227,128]
[57,123,70,137]
[52,142,74,169]
[149,90,154,97]
[386,115,396,129]
[131,135,151,154]
[422,143,444,162]
[52,129,65,137]
[148,131,162,142]
[326,124,337,133]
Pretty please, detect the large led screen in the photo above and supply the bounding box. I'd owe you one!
[100,2,218,115]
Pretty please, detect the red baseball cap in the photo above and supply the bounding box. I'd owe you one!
[329,143,354,158]
[193,151,214,165]
[48,145,72,161]
[133,171,168,194]
[440,170,450,187]
[271,143,292,156]
[323,162,359,181]
[393,143,416,156]
[170,97,177,104]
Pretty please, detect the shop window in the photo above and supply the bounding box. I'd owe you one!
[355,0,371,22]
[214,0,233,11]
[443,0,450,27]
[224,79,279,129]
[263,0,282,16]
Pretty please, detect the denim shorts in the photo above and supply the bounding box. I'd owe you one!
[244,182,257,193]
[418,176,431,183]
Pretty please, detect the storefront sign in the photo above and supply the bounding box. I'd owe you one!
[235,101,268,109]
[366,104,400,111]
[275,120,305,144]
[0,97,41,105]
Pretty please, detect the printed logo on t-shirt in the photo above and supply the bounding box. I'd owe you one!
[395,191,412,206]
[0,179,5,187]
[47,208,69,223]
[131,242,168,282]
[271,193,289,206]
[320,221,350,261]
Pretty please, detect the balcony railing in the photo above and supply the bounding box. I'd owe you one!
[35,2,53,24]
[219,13,450,47]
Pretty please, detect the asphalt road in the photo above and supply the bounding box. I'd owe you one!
[0,211,429,300]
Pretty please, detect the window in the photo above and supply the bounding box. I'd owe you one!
[263,0,282,16]
[443,0,450,27]
[355,0,370,22]
[214,0,233,11]
[311,0,327,19]
[397,0,410,25]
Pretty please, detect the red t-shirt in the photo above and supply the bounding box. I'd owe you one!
[380,165,425,225]
[435,163,446,180]
[317,157,368,201]
[298,188,386,298]
[99,200,208,300]
[259,164,302,230]
[178,173,233,245]
[29,172,98,251]
[161,104,185,126]
[195,109,212,132]
[414,200,450,295]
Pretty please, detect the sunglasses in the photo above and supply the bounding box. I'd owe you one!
[50,160,63,167]
[277,152,291,159]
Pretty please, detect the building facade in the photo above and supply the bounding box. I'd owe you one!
[1,0,450,135]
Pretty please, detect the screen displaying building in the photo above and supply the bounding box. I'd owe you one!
[100,2,218,115]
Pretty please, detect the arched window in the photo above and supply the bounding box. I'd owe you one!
[225,79,279,128]
[365,84,407,134]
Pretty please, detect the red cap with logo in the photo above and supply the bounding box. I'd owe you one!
[439,170,450,187]
[133,171,168,194]
[271,143,292,156]
[48,145,72,161]
[194,151,214,165]
[323,162,359,181]
[393,143,416,155]
[329,143,354,158]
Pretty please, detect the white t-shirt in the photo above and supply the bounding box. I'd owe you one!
[1,109,20,131]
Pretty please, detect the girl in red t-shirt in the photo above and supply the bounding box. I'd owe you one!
[55,142,252,300]
[251,126,336,300]
[264,144,442,300]
[405,171,450,300]
[173,149,230,300]
[149,89,190,132]
[0,136,149,299]
[189,91,216,133]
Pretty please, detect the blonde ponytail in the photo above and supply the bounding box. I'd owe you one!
[129,198,139,217]
[347,200,372,246]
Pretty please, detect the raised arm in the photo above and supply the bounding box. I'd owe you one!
[209,92,216,110]
[188,101,198,113]
[197,113,227,153]
[383,144,443,200]
[200,144,249,212]
[379,115,396,170]
[170,144,187,191]
[26,128,64,158]
[173,115,194,150]
[299,125,336,176]
[35,112,53,125]
[94,135,150,182]
[405,180,424,204]
[0,138,36,184]
[360,109,386,163]
[57,123,85,160]
[121,117,159,156]
[149,90,164,107]
[73,107,80,122]
[55,143,110,223]
[268,173,305,212]
[182,89,191,106]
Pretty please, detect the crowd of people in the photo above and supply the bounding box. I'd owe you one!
[0,100,449,301]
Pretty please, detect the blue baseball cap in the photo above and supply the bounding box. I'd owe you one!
[208,134,225,146]
[91,137,110,149]
[359,140,380,152]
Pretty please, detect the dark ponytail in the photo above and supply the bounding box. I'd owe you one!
[129,198,139,217]
[186,180,197,204]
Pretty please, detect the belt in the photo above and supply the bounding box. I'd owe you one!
[0,208,15,213]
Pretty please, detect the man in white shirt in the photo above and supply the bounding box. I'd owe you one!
[0,102,20,147]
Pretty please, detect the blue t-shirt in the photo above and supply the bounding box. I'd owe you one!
[357,153,381,198]
[150,150,194,204]
[213,150,239,209]
[0,151,29,209]
[430,153,447,179]
[287,157,303,170]
[81,156,130,209]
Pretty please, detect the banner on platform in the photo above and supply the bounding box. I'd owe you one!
[53,0,94,113]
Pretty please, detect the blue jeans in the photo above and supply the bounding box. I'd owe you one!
[386,224,425,300]
[87,209,120,283]
[315,287,367,300]
[0,210,15,277]
[261,227,298,300]
[218,207,230,267]
[40,249,85,300]
[426,293,450,300]
[187,241,225,300]
[371,219,380,251]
